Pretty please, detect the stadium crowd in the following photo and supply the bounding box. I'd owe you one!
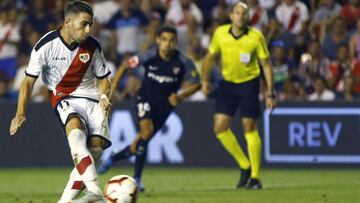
[0,0,359,102]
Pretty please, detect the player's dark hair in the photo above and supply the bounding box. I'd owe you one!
[64,1,93,17]
[156,25,177,37]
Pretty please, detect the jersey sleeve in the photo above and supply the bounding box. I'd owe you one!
[25,47,46,78]
[92,48,111,79]
[127,49,156,69]
[256,32,270,59]
[182,56,200,84]
[209,28,221,54]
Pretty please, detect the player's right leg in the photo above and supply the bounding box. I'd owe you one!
[59,116,104,202]
[214,113,251,188]
[214,81,251,188]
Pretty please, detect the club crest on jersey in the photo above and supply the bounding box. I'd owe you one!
[173,67,180,75]
[79,53,90,63]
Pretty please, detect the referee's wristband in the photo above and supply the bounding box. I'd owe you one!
[266,94,276,99]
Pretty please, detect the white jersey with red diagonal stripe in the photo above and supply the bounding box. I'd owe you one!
[25,29,110,107]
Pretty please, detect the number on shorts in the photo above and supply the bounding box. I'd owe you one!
[137,102,150,118]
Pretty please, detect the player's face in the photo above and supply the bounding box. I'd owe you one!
[157,32,177,55]
[230,5,248,29]
[67,12,93,43]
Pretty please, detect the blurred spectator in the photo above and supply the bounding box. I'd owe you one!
[246,0,269,32]
[308,77,335,101]
[11,55,48,102]
[106,0,148,60]
[271,40,292,93]
[321,17,350,60]
[298,41,330,92]
[349,58,360,94]
[0,75,17,101]
[166,0,203,52]
[325,44,351,91]
[312,0,342,41]
[113,73,141,101]
[336,75,359,101]
[139,0,163,52]
[93,0,120,24]
[211,0,230,25]
[280,78,306,101]
[349,18,360,61]
[24,0,56,35]
[266,18,295,52]
[275,0,310,35]
[0,6,21,80]
[340,0,360,30]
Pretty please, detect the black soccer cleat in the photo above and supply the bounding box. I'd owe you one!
[246,178,263,190]
[236,168,251,188]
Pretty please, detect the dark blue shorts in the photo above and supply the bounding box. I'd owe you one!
[135,97,173,133]
[215,78,260,118]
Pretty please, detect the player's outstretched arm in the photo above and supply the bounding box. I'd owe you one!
[200,52,216,95]
[109,61,129,102]
[10,76,37,135]
[260,58,276,111]
[169,83,201,107]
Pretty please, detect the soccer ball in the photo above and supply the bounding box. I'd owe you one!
[104,175,138,203]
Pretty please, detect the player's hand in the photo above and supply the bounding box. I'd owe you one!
[10,115,26,135]
[201,81,211,95]
[100,94,111,116]
[168,93,181,107]
[266,95,276,113]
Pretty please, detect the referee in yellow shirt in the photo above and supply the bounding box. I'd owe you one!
[201,2,275,189]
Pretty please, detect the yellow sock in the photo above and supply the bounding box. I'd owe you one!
[245,130,262,179]
[217,129,250,169]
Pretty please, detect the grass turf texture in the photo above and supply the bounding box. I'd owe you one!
[0,167,359,203]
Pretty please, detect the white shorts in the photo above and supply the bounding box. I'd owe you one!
[55,97,111,149]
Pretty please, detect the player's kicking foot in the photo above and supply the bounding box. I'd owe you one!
[134,177,145,192]
[246,178,262,190]
[236,168,251,188]
[70,191,107,203]
[97,157,113,174]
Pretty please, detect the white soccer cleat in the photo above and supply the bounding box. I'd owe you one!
[70,191,107,203]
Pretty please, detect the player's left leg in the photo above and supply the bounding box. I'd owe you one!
[133,119,155,191]
[242,118,262,189]
[58,137,105,202]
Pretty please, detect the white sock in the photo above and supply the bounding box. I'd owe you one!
[59,168,84,201]
[67,129,103,196]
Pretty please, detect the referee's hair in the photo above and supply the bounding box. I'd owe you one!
[156,25,177,37]
[65,0,93,17]
[230,1,248,12]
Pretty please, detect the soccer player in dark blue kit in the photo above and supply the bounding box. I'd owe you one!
[98,25,201,191]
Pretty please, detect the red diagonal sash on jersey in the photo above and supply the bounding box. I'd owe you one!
[250,7,262,26]
[0,26,13,52]
[49,41,96,107]
[288,6,300,32]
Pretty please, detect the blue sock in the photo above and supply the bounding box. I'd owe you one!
[112,145,133,161]
[134,139,149,179]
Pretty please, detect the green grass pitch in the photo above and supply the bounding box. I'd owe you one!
[0,167,359,203]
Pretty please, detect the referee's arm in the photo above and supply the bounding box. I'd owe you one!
[260,57,276,110]
[201,52,217,95]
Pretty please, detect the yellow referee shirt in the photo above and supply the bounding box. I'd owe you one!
[209,24,270,83]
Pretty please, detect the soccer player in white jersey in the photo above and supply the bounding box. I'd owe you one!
[9,1,110,202]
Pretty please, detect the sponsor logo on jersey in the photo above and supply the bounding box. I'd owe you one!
[173,67,180,75]
[149,65,158,71]
[147,72,177,83]
[79,53,90,63]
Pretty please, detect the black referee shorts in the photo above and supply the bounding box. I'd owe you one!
[215,77,260,118]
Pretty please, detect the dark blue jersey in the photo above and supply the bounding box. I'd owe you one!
[129,48,200,101]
